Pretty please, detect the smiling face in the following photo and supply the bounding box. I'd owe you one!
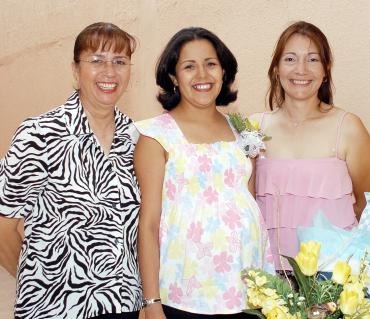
[73,45,131,112]
[277,34,325,103]
[171,39,224,109]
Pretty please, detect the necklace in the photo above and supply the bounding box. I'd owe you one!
[284,101,322,128]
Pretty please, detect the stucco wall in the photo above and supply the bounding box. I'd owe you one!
[1,0,370,317]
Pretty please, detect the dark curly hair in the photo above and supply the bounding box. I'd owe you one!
[156,27,238,110]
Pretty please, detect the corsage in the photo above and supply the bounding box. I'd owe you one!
[228,113,271,158]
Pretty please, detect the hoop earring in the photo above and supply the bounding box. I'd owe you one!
[173,85,178,94]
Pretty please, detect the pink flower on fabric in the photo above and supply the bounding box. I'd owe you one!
[222,207,242,230]
[203,186,218,204]
[198,155,212,172]
[165,179,176,200]
[223,287,242,309]
[213,251,233,273]
[224,168,235,187]
[168,283,183,304]
[187,222,203,243]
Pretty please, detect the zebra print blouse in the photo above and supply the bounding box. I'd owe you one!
[0,92,142,319]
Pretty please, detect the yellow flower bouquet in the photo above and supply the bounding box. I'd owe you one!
[242,241,369,319]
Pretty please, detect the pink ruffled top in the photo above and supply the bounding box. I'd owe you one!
[255,112,358,270]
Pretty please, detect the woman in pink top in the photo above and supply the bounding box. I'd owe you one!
[251,21,370,271]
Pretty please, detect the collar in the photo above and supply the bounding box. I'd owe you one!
[63,91,133,139]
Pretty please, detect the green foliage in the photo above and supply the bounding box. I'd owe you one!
[228,113,247,133]
[311,280,343,305]
[263,271,293,297]
[283,255,311,303]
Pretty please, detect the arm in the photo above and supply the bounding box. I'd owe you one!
[0,217,23,277]
[342,113,370,220]
[134,135,167,319]
[0,118,48,275]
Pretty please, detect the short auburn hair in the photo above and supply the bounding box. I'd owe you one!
[74,22,136,62]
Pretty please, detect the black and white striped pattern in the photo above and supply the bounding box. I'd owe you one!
[0,92,141,319]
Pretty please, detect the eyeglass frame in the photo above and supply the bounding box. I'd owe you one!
[77,57,133,70]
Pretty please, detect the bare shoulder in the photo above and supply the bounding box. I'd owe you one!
[135,135,165,155]
[341,111,369,138]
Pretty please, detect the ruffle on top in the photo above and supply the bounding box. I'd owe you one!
[256,157,357,229]
[256,157,352,199]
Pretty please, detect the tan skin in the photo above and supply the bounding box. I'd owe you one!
[0,44,131,277]
[0,218,23,276]
[135,39,254,319]
[250,34,370,220]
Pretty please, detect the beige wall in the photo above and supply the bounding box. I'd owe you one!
[1,0,370,317]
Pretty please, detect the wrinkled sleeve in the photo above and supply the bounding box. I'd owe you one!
[0,118,48,218]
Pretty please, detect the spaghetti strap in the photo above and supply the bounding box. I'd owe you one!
[335,111,348,158]
[259,112,268,131]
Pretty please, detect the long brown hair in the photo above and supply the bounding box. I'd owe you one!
[268,21,333,110]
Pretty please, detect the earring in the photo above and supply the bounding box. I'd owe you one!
[173,85,178,94]
[322,77,327,83]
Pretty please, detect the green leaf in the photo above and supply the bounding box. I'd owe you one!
[243,309,266,319]
[282,255,310,301]
[228,113,247,133]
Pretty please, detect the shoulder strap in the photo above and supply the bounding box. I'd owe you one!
[335,111,348,158]
[259,112,268,131]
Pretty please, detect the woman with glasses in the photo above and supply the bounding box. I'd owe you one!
[0,22,141,319]
[250,21,370,273]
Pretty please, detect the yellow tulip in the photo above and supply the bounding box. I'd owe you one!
[332,261,351,285]
[295,251,318,276]
[249,119,260,130]
[339,289,360,315]
[343,282,365,300]
[299,240,321,257]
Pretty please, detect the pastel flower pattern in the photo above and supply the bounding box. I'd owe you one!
[135,113,273,314]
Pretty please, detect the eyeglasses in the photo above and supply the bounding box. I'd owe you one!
[78,57,132,71]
